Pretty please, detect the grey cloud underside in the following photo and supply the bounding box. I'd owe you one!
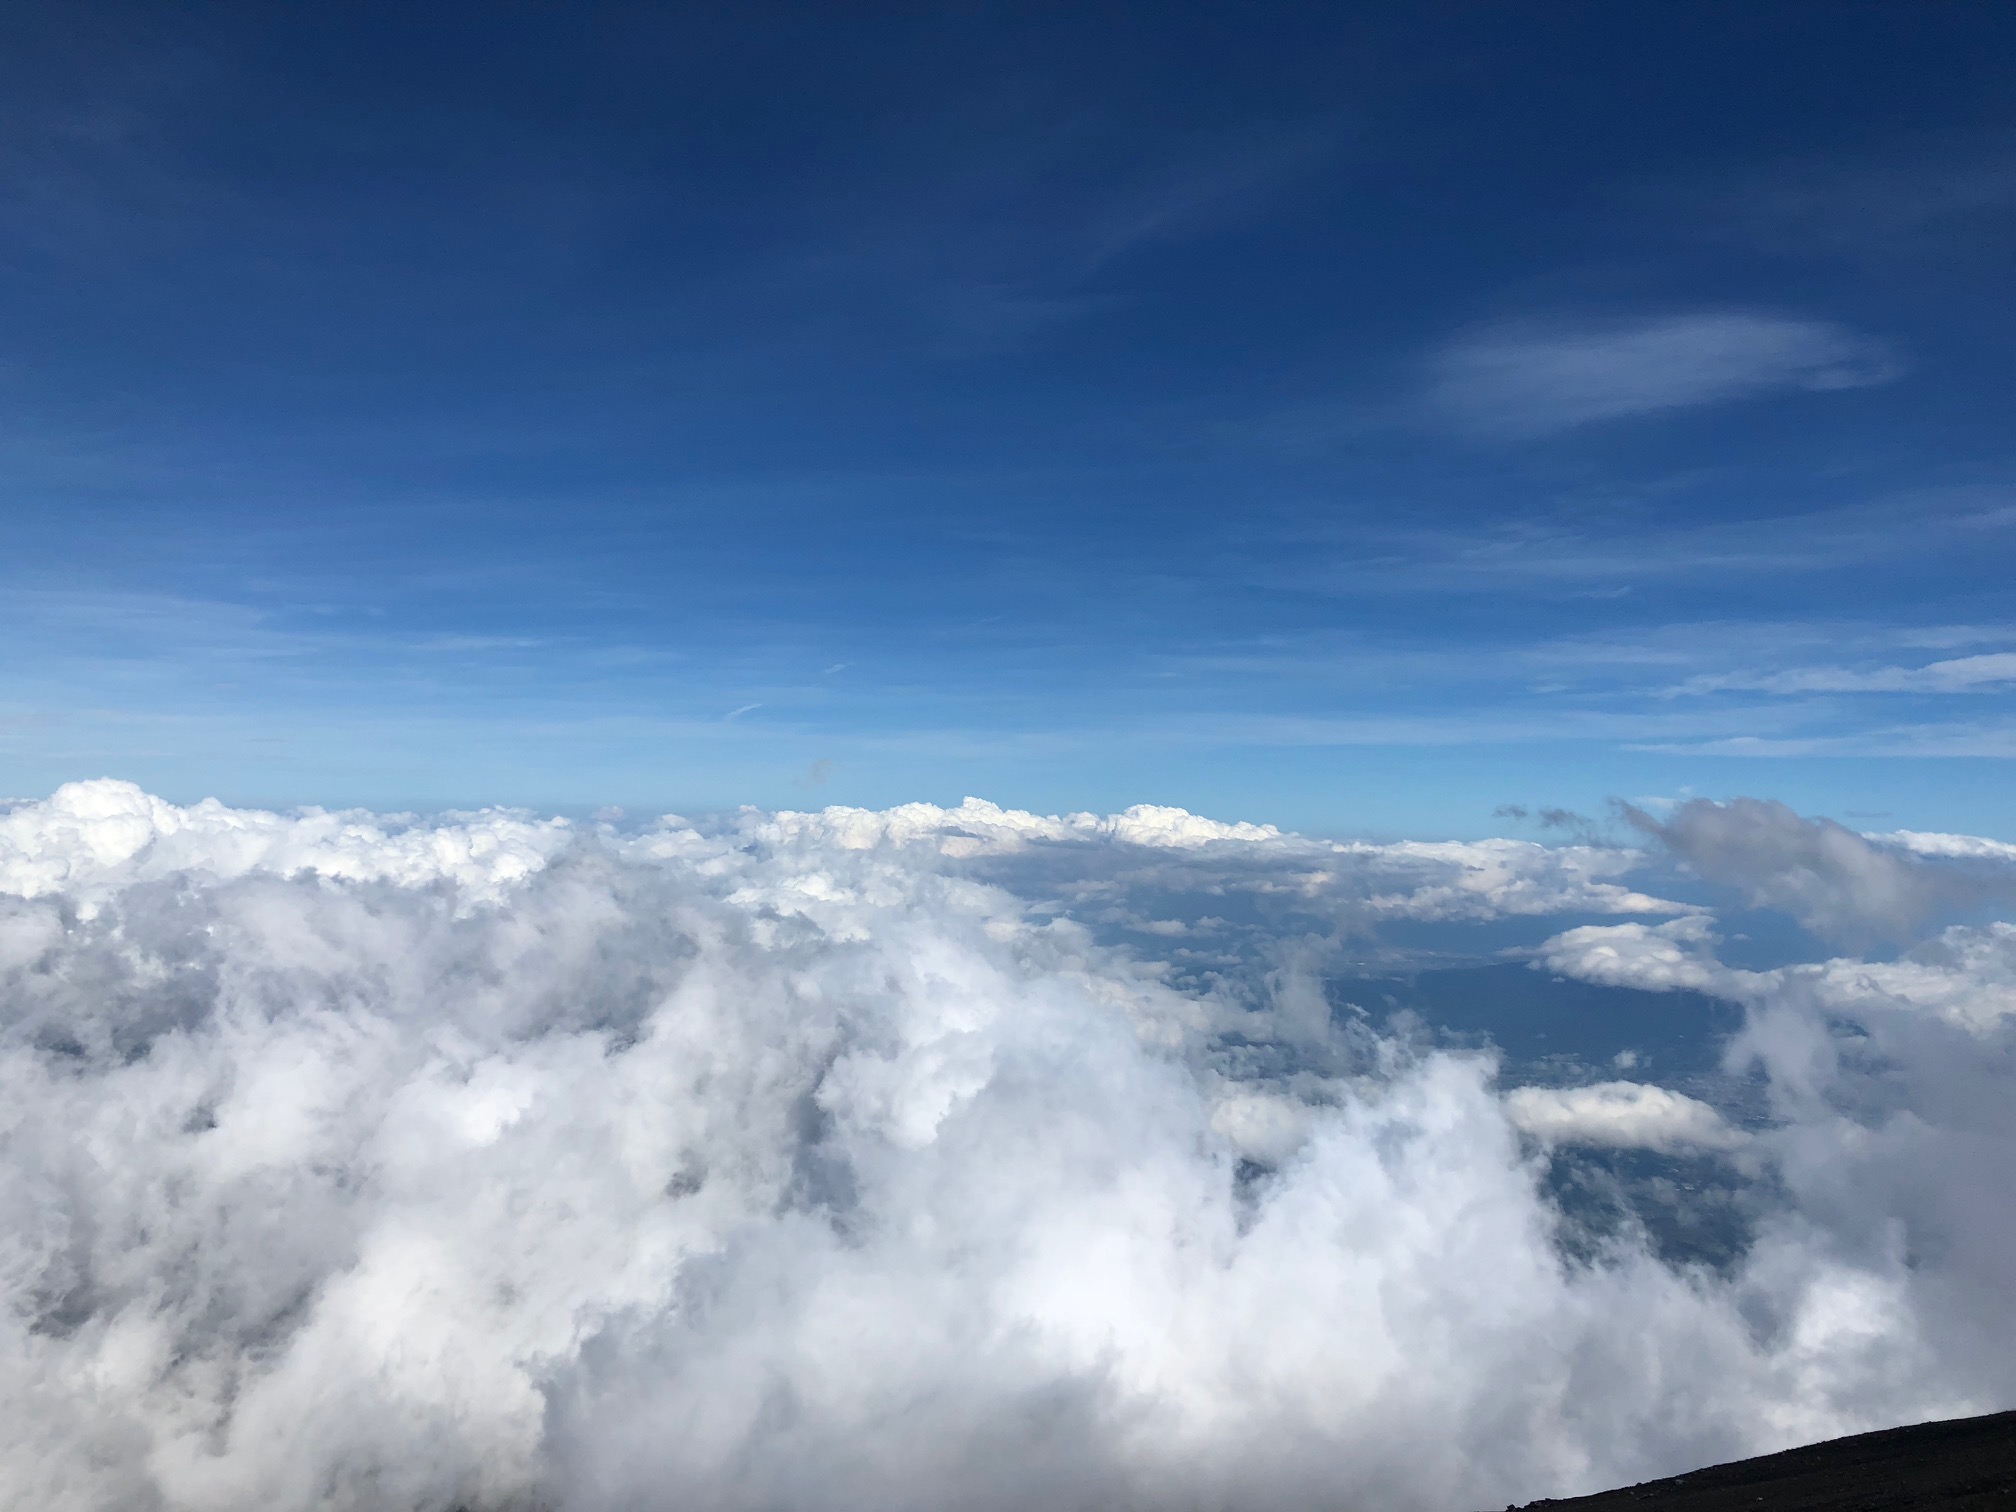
[3,783,2014,1512]
[1627,796,2016,946]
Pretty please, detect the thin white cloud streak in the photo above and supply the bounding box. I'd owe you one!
[1118,703,1827,751]
[1661,132,2016,263]
[1631,722,2016,760]
[0,783,2011,1510]
[1672,651,2016,697]
[1142,620,2013,699]
[1255,491,2014,599]
[749,118,1334,358]
[1427,312,1900,438]
[1882,830,2016,865]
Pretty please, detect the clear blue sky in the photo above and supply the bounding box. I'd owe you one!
[2,1,2010,837]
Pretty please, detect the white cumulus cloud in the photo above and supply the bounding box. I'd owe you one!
[0,783,2009,1511]
[0,778,570,906]
[1506,1080,1749,1154]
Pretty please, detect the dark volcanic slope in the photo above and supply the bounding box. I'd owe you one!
[1494,1410,2016,1510]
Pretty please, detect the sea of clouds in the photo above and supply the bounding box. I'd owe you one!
[2,780,2012,1511]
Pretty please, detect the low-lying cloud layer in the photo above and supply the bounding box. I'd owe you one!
[2,782,2012,1511]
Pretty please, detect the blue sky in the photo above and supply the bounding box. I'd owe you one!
[1,1,2011,837]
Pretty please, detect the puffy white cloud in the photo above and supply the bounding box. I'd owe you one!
[1347,837,1689,921]
[1534,915,1733,994]
[0,778,570,907]
[1761,923,2016,1037]
[746,796,1688,930]
[0,784,2008,1512]
[1428,312,1898,437]
[1,783,1680,929]
[1506,1081,1749,1153]
[1539,913,2016,1040]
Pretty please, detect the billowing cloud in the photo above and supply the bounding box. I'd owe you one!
[1,783,2011,1511]
[758,794,1689,927]
[1428,312,1898,437]
[3,781,1689,928]
[1623,796,2016,946]
[1533,915,1729,994]
[1535,910,2016,1414]
[0,776,570,905]
[1539,914,2016,1040]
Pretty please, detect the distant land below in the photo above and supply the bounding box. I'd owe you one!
[1489,1409,2016,1511]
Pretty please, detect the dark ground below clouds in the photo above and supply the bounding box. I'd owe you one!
[1489,1409,2016,1510]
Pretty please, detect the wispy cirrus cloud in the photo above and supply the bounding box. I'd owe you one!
[1245,489,2012,598]
[1672,651,2016,697]
[1630,721,2016,760]
[1426,312,1900,438]
[1657,131,2016,264]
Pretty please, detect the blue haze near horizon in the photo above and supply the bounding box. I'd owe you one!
[1,2,2011,838]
